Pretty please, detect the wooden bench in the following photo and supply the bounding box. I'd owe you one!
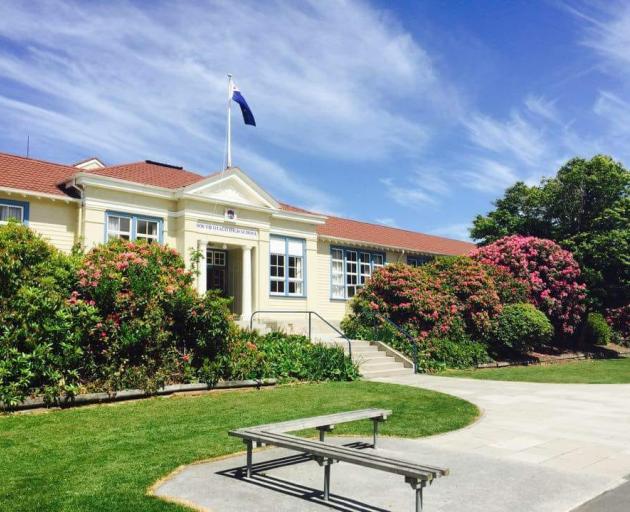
[228,409,448,511]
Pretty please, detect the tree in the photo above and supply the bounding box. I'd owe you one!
[471,155,629,310]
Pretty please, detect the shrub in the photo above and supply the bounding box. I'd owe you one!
[424,257,503,339]
[0,222,97,408]
[75,239,233,392]
[347,264,460,342]
[583,312,612,346]
[472,235,587,335]
[490,303,553,353]
[486,265,531,304]
[606,305,629,345]
[208,331,359,382]
[424,337,490,371]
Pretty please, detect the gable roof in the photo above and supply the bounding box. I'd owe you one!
[0,151,474,255]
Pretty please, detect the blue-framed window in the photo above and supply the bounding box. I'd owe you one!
[269,235,306,297]
[407,254,433,267]
[0,199,29,225]
[105,211,163,243]
[330,247,385,300]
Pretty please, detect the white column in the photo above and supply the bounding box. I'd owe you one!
[197,240,208,295]
[241,246,253,321]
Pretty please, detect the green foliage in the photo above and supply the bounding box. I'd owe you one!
[471,155,629,310]
[210,331,359,382]
[0,222,97,408]
[424,337,490,372]
[583,312,612,346]
[490,303,553,353]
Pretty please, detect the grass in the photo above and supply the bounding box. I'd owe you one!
[443,357,630,383]
[0,381,477,512]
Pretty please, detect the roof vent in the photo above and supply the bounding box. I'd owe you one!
[145,160,183,170]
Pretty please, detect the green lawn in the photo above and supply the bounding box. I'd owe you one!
[443,357,630,383]
[0,381,477,512]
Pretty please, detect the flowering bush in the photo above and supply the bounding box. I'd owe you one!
[472,235,587,335]
[424,257,503,339]
[348,264,460,342]
[605,304,629,344]
[74,239,232,392]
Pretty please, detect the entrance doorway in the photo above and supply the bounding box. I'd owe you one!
[206,249,228,296]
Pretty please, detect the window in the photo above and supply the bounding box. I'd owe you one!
[212,251,226,266]
[330,247,385,299]
[407,255,433,267]
[136,219,159,243]
[105,212,162,243]
[0,204,24,223]
[331,248,345,299]
[106,214,131,240]
[270,236,305,296]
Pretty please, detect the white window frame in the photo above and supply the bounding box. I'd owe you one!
[106,214,132,241]
[136,218,160,244]
[0,204,24,224]
[330,247,385,300]
[269,236,306,297]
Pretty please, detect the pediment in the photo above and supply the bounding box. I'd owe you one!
[183,168,279,209]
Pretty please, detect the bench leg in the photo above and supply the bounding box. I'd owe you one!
[323,462,331,501]
[245,440,253,478]
[319,429,326,442]
[415,486,423,512]
[372,419,379,448]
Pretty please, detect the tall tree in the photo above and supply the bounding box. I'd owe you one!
[471,155,629,310]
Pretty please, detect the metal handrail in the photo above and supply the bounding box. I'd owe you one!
[374,313,420,373]
[250,310,353,358]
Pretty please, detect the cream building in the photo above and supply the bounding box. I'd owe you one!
[0,152,473,325]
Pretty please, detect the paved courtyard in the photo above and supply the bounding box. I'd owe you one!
[153,375,630,511]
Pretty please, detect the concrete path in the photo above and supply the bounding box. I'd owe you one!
[153,375,630,511]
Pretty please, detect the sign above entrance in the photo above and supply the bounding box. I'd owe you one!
[197,221,257,239]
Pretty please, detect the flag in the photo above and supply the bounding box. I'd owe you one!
[231,84,256,126]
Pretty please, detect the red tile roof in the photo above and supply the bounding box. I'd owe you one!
[316,215,473,256]
[86,161,206,188]
[0,152,76,197]
[0,152,473,255]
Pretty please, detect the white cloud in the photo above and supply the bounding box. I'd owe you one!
[380,169,450,209]
[525,95,559,122]
[461,158,519,193]
[375,217,398,227]
[463,111,547,167]
[429,223,472,242]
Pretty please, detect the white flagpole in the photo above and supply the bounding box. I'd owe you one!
[226,73,233,169]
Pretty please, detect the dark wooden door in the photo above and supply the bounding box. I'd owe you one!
[206,250,228,295]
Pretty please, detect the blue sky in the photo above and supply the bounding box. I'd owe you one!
[0,1,629,240]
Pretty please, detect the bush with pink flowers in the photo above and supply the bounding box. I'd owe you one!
[471,235,587,335]
[75,239,232,392]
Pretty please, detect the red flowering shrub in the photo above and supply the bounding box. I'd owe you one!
[424,257,503,339]
[471,235,586,335]
[347,264,459,341]
[606,304,629,343]
[75,239,232,391]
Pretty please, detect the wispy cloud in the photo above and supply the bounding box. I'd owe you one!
[461,158,519,193]
[429,223,472,242]
[380,169,450,208]
[525,95,559,122]
[375,217,398,227]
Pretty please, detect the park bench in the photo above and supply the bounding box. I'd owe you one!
[228,408,449,511]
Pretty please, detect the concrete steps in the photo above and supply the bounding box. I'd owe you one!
[252,317,415,379]
[316,337,415,379]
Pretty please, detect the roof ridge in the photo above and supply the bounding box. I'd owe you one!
[95,160,206,178]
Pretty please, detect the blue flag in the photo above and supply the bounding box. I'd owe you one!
[231,84,256,126]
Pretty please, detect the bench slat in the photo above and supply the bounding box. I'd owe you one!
[229,429,447,481]
[244,408,391,433]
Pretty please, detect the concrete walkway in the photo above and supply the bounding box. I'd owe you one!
[153,375,630,511]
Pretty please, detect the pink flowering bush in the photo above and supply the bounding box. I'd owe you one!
[471,235,587,335]
[606,304,629,344]
[75,239,232,392]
